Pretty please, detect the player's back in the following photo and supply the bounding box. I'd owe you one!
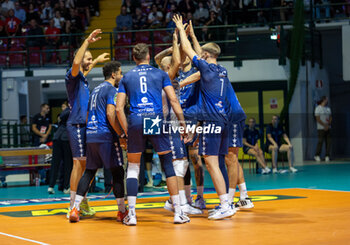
[86,81,117,143]
[226,80,246,123]
[65,68,90,125]
[120,64,171,117]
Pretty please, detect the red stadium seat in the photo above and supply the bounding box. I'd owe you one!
[0,54,7,67]
[28,47,42,66]
[135,32,150,44]
[117,32,132,45]
[8,52,25,67]
[115,47,130,61]
[153,31,168,44]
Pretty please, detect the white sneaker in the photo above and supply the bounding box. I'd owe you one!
[193,195,206,209]
[208,205,221,215]
[66,207,71,219]
[63,188,70,194]
[181,203,203,215]
[174,211,190,224]
[314,156,321,162]
[164,199,174,212]
[235,198,254,209]
[289,167,298,173]
[262,167,271,174]
[279,169,288,174]
[123,210,137,226]
[208,206,235,220]
[48,187,55,194]
[272,168,278,174]
[325,156,330,162]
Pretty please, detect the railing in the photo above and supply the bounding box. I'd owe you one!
[0,3,348,70]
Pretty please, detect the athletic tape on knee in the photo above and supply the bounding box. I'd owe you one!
[127,163,140,179]
[173,160,189,177]
[159,152,176,178]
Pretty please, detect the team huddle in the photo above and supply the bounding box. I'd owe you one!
[65,15,255,226]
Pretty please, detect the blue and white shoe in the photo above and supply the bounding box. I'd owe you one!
[193,195,206,209]
[208,206,236,220]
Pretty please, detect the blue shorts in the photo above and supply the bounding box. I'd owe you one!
[86,142,124,170]
[199,121,229,156]
[128,116,171,154]
[228,120,245,148]
[168,130,187,160]
[67,124,86,158]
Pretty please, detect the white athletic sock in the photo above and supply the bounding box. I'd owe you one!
[116,198,126,213]
[74,194,84,210]
[197,186,204,197]
[147,170,153,184]
[228,188,236,204]
[219,194,230,209]
[127,196,137,214]
[179,190,187,205]
[184,185,191,202]
[70,191,76,209]
[238,183,249,200]
[171,194,181,214]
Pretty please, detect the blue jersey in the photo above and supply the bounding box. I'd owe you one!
[118,64,172,117]
[65,68,90,125]
[226,82,246,123]
[177,67,198,111]
[243,128,260,146]
[86,81,118,143]
[266,124,285,146]
[185,56,230,122]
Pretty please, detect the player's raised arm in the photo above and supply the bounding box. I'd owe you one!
[167,29,181,81]
[172,15,197,61]
[71,29,102,77]
[84,53,110,77]
[187,20,202,56]
[179,71,200,88]
[155,46,173,67]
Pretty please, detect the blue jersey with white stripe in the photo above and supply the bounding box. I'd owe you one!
[226,82,246,123]
[86,81,118,143]
[185,56,230,122]
[118,64,172,117]
[177,67,198,111]
[65,68,90,125]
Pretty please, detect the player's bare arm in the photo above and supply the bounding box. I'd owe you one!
[155,47,173,67]
[172,15,197,61]
[116,92,128,136]
[107,104,123,136]
[179,71,200,88]
[84,53,110,77]
[188,20,202,56]
[71,29,102,77]
[168,29,181,81]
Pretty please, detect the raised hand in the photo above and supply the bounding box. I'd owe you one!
[173,28,178,43]
[86,29,102,43]
[172,14,184,30]
[96,53,110,63]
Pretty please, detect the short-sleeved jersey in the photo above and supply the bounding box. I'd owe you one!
[266,124,285,146]
[86,81,118,143]
[177,67,198,111]
[65,68,90,125]
[118,64,172,117]
[226,82,246,123]
[243,127,260,146]
[185,56,230,122]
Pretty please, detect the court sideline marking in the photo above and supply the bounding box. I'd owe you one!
[0,232,49,245]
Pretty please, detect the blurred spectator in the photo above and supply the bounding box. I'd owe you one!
[76,0,90,26]
[41,1,53,25]
[148,4,163,28]
[20,115,31,146]
[314,96,332,162]
[53,10,65,29]
[65,0,75,9]
[32,103,52,147]
[123,0,138,15]
[184,11,194,22]
[1,0,15,15]
[178,0,196,15]
[280,0,293,22]
[240,0,257,24]
[116,5,133,31]
[27,3,41,24]
[207,0,223,14]
[0,19,6,38]
[14,1,26,23]
[5,9,21,37]
[165,3,177,28]
[194,2,209,26]
[315,0,330,20]
[203,10,223,41]
[133,7,148,30]
[27,19,45,47]
[48,101,73,195]
[45,18,60,60]
[69,8,84,33]
[57,0,69,19]
[164,0,178,12]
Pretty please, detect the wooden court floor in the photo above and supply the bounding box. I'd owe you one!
[0,188,349,245]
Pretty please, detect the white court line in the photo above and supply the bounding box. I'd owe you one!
[0,232,49,245]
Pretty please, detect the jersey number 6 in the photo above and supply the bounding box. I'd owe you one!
[140,76,147,94]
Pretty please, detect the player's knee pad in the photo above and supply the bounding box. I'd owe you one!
[173,160,189,177]
[159,152,176,178]
[127,163,140,179]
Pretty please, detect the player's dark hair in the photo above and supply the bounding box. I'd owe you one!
[132,43,149,61]
[40,103,49,109]
[103,61,121,80]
